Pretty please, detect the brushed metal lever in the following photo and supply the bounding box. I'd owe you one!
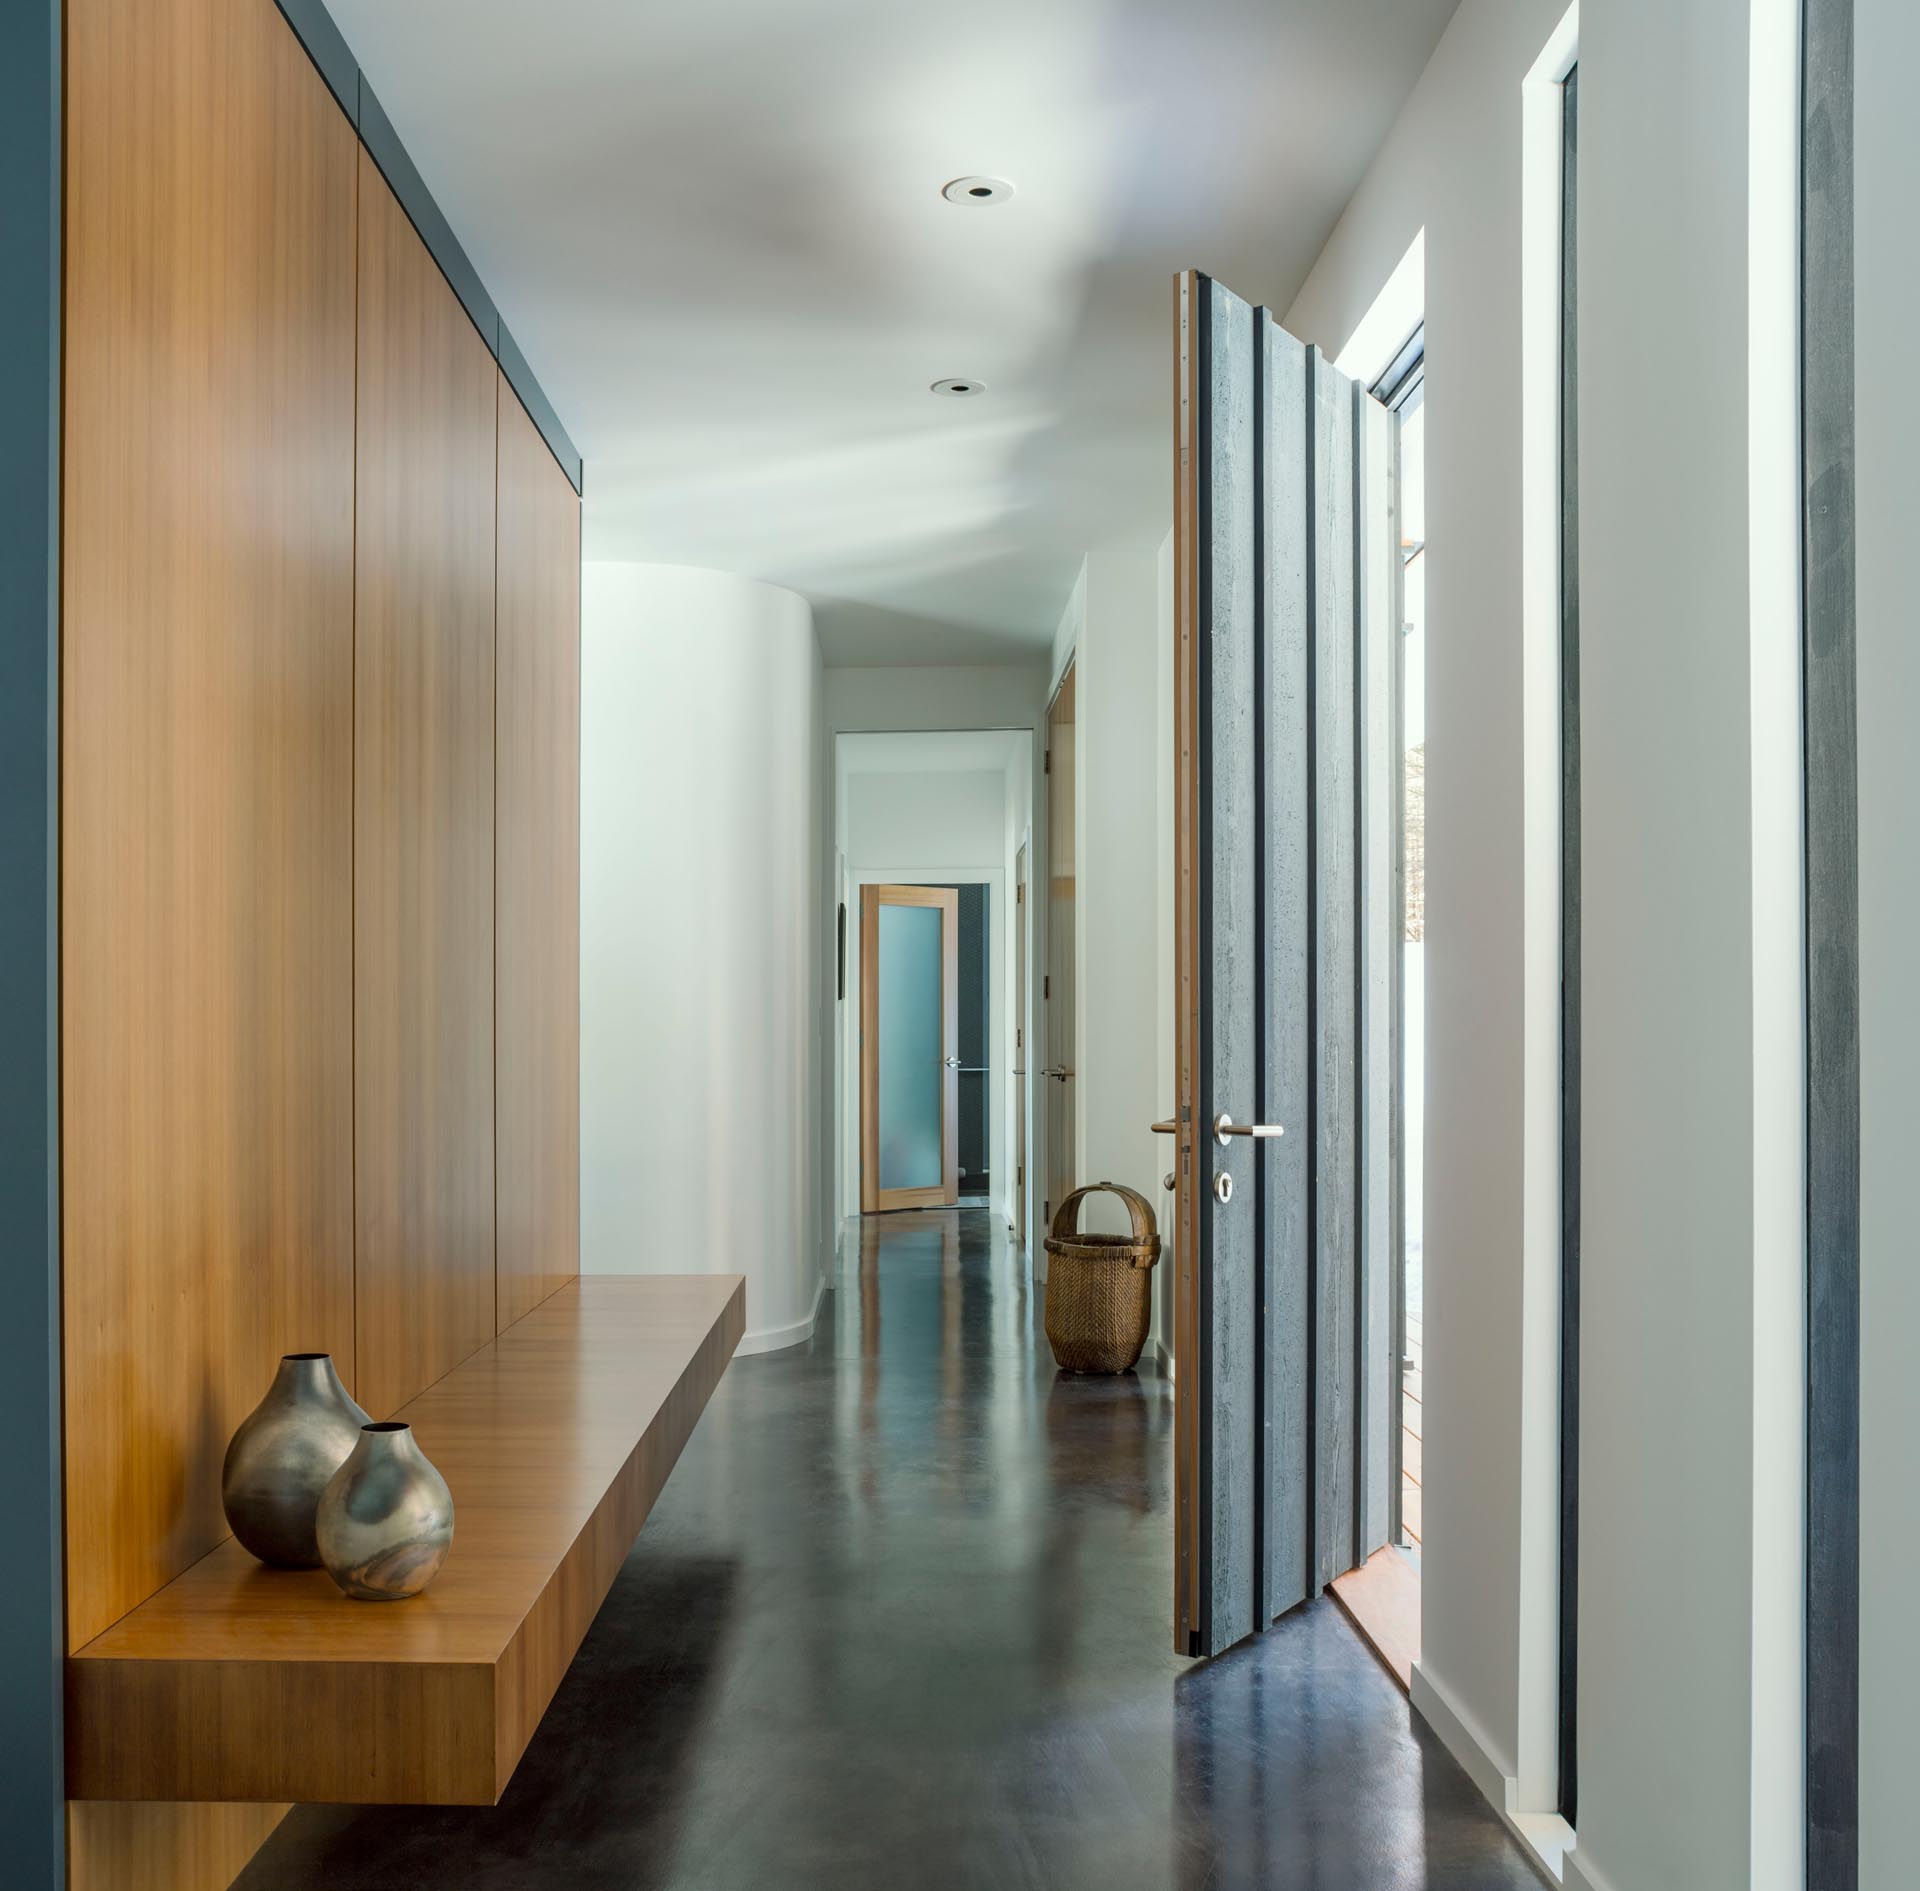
[1150,1119,1178,1135]
[1213,1113,1283,1148]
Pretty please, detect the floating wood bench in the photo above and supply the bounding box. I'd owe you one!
[66,1273,744,1806]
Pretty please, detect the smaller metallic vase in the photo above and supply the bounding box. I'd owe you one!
[222,1353,371,1568]
[316,1422,454,1601]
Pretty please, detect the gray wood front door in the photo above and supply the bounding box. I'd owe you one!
[1172,271,1399,1658]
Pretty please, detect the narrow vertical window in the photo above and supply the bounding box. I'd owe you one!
[1557,59,1582,1832]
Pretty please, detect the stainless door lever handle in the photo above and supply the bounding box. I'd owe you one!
[1213,1114,1283,1147]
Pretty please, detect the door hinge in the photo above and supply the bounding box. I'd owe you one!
[1044,749,1052,775]
[1044,974,1050,1000]
[1017,883,1024,903]
[1043,1199,1051,1222]
[1018,1164,1024,1185]
[1016,1026,1023,1049]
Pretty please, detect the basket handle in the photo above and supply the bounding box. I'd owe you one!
[1049,1181,1159,1259]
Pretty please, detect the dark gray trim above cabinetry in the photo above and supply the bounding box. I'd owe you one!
[1801,0,1858,1886]
[270,0,584,495]
[498,325,584,496]
[357,79,500,353]
[0,4,65,1886]
[272,0,356,118]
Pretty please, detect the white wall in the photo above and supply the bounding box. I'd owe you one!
[1069,541,1168,1283]
[827,664,1048,737]
[1286,0,1573,1826]
[1856,2,1919,1882]
[581,562,831,1354]
[844,769,1007,867]
[1574,2,1804,1883]
[1287,3,1807,1886]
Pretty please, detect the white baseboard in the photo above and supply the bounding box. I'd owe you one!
[1562,1852,1618,1891]
[1409,1663,1575,1886]
[736,1271,828,1357]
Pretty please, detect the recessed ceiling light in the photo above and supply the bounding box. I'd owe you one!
[942,176,1013,207]
[931,378,987,397]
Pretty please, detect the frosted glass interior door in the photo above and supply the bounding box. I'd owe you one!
[859,884,960,1211]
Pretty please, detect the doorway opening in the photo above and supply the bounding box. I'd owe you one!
[834,731,1035,1239]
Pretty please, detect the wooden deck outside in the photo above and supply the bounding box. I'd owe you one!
[1330,1312,1422,1687]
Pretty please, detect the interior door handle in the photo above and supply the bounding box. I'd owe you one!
[1040,1067,1072,1081]
[1213,1113,1283,1147]
[1150,1119,1178,1135]
[943,1056,962,1069]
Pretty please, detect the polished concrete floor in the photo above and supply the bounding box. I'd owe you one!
[239,1210,1543,1891]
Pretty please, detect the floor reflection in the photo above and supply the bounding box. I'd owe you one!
[240,1209,1538,1891]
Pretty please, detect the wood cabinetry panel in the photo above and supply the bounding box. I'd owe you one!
[354,154,501,1418]
[61,0,359,1655]
[67,1804,289,1891]
[494,382,582,1330]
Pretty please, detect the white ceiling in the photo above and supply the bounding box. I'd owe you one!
[330,0,1456,665]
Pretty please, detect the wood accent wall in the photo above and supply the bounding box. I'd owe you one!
[61,0,358,1877]
[353,155,502,1420]
[60,1,581,1884]
[61,0,359,1658]
[494,378,583,1331]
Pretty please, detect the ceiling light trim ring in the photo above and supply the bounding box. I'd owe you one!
[942,176,1014,207]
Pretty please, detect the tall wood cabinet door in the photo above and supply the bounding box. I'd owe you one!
[60,0,359,1653]
[495,380,582,1329]
[354,152,500,1417]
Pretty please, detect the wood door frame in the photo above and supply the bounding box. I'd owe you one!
[1173,272,1203,1654]
[858,883,960,1213]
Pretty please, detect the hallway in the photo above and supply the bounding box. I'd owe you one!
[239,1211,1540,1890]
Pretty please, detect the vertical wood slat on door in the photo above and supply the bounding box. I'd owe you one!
[1174,275,1202,1655]
[1201,277,1260,1654]
[1311,346,1360,1589]
[1260,314,1313,1624]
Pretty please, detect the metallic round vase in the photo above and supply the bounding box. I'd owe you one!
[222,1353,372,1568]
[316,1422,454,1601]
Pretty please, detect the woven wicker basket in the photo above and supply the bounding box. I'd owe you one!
[1043,1182,1162,1374]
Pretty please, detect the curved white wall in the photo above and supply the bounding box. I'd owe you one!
[581,562,830,1352]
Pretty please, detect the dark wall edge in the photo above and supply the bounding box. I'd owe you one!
[499,326,585,496]
[0,3,65,1887]
[1801,0,1859,1886]
[357,78,500,355]
[271,0,356,119]
[272,0,584,497]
